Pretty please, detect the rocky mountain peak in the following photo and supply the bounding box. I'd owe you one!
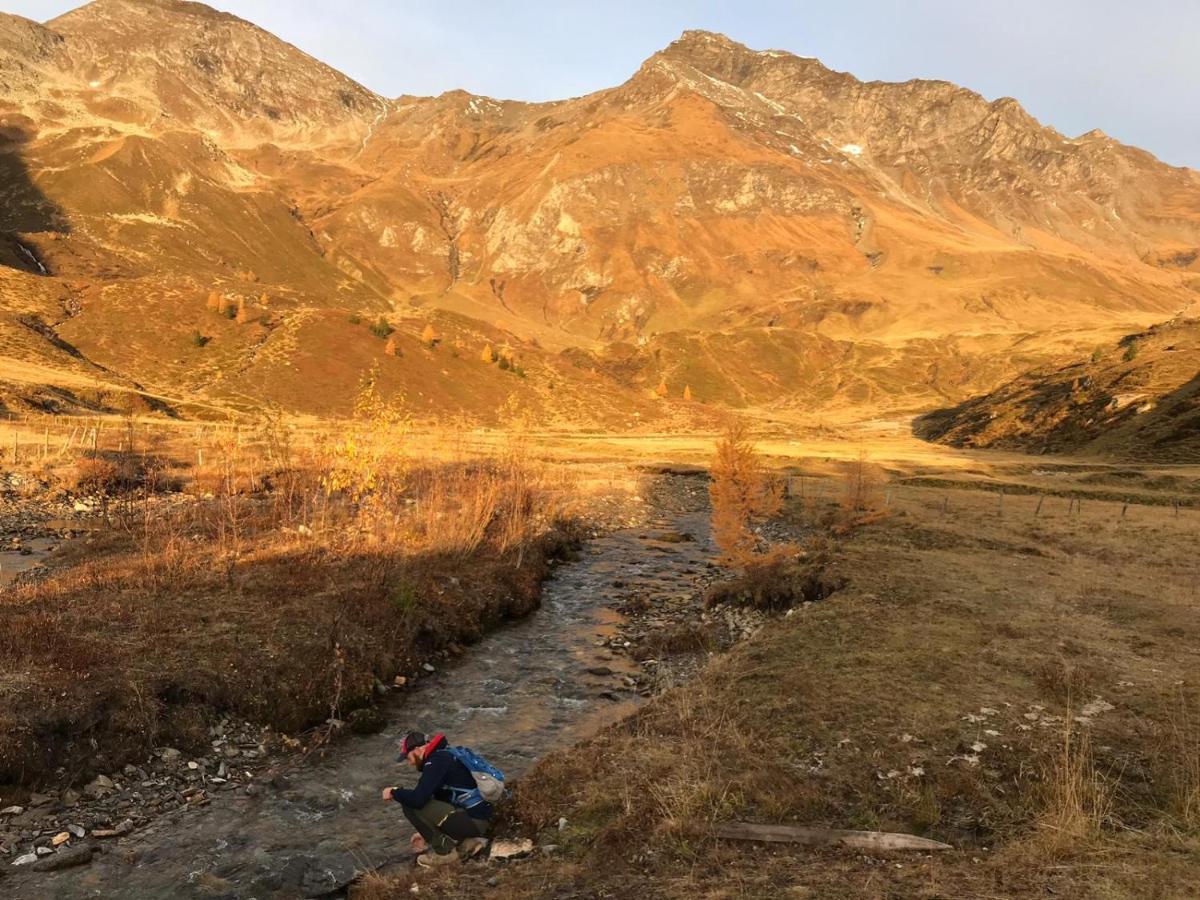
[47,0,382,145]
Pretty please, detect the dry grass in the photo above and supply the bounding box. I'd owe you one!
[1034,722,1116,858]
[0,404,589,787]
[396,473,1200,899]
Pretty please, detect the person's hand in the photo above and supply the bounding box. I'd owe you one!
[381,787,394,802]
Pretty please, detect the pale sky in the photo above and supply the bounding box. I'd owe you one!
[6,0,1198,168]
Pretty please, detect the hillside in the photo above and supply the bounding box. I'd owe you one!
[1,1,1198,424]
[918,318,1200,461]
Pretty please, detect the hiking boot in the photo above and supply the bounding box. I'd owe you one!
[458,836,489,860]
[416,851,460,869]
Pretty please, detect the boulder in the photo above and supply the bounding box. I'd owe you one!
[83,775,115,799]
[31,845,95,872]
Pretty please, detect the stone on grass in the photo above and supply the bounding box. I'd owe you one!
[488,838,534,861]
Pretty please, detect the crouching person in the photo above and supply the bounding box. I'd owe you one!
[382,730,501,868]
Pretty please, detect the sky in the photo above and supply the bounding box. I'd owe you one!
[7,0,1198,168]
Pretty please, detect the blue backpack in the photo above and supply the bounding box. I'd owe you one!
[445,746,506,808]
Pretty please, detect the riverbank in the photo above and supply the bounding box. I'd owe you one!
[365,477,1200,899]
[0,445,646,871]
[2,472,714,897]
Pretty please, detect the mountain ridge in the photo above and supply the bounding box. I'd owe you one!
[0,2,1197,434]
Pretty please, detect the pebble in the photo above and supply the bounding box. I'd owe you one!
[422,663,436,673]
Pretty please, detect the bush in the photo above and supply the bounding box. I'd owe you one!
[1123,341,1140,362]
[704,546,843,611]
[191,330,211,348]
[370,317,394,340]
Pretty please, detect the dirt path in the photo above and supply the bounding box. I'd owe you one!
[5,476,716,898]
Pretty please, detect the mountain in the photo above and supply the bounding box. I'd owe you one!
[917,317,1200,462]
[1,2,1198,428]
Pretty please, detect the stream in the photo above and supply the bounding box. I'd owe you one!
[13,477,714,899]
[0,538,56,589]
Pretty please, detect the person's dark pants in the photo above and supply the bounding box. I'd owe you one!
[401,799,490,855]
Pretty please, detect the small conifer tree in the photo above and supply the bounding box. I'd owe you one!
[481,344,496,364]
[421,324,439,347]
[206,291,221,312]
[384,336,399,357]
[655,378,669,399]
[217,295,232,317]
[235,298,250,324]
[683,385,694,401]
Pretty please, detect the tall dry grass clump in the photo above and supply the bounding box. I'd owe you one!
[1035,721,1114,857]
[1164,693,1200,829]
[709,421,781,567]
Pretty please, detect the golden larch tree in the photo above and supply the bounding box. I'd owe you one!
[384,336,399,357]
[206,291,221,311]
[709,421,782,567]
[421,324,439,347]
[481,343,496,364]
[235,297,250,324]
[655,378,669,399]
[683,385,694,401]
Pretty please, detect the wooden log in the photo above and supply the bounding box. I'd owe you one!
[715,821,953,852]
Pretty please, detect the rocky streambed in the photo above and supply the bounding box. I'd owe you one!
[2,473,730,898]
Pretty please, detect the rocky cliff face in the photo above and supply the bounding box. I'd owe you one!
[1,2,1197,424]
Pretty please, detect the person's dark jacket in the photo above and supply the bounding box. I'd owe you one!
[393,734,494,820]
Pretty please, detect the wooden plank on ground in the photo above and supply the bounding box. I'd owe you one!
[715,822,952,852]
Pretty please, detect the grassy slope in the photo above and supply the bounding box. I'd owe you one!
[369,482,1200,898]
[919,319,1200,462]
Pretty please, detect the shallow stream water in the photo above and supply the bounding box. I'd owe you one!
[0,537,56,589]
[15,479,714,899]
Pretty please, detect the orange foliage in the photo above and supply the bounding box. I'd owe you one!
[709,421,781,567]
